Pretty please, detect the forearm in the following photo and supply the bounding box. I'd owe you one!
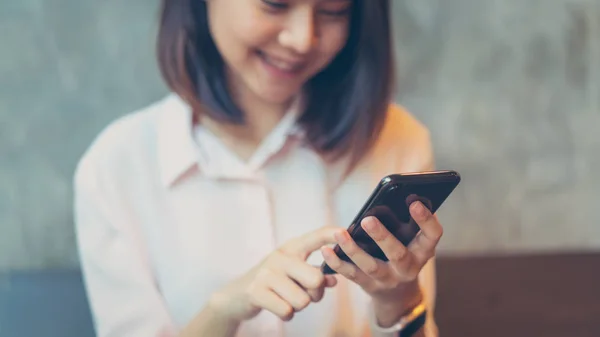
[369,281,431,337]
[178,303,240,337]
[363,323,427,337]
[365,315,429,337]
[372,281,423,327]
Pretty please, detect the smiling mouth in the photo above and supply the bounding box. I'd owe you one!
[257,50,305,74]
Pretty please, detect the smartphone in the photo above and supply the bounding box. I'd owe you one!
[321,170,461,274]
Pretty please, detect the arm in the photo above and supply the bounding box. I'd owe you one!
[74,157,175,337]
[74,156,239,337]
[368,144,439,337]
[364,112,440,337]
[177,304,240,337]
[75,153,340,337]
[366,257,439,337]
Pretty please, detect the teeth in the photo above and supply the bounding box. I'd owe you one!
[263,53,301,72]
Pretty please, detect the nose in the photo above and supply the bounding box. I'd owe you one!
[278,8,317,55]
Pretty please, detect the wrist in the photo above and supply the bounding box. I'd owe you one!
[372,281,423,328]
[178,293,242,337]
[207,291,244,325]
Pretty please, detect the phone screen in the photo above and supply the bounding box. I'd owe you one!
[339,179,458,263]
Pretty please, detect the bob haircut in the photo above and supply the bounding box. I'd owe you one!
[157,0,394,172]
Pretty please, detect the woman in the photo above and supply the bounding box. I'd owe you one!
[74,0,442,336]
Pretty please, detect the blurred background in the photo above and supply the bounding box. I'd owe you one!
[1,0,599,336]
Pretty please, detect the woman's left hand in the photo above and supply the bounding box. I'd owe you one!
[320,200,442,320]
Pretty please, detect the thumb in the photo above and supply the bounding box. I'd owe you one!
[284,226,340,259]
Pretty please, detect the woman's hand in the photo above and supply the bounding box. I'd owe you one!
[320,201,442,323]
[207,226,340,324]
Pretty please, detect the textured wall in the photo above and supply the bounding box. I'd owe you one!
[392,0,600,254]
[0,0,167,270]
[1,0,599,270]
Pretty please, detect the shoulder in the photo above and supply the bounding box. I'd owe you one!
[73,96,171,187]
[381,103,431,145]
[367,103,434,173]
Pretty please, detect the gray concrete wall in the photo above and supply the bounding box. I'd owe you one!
[1,0,598,270]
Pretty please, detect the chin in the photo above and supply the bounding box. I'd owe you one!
[256,85,302,106]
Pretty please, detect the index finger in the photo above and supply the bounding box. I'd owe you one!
[283,226,340,259]
[408,201,443,264]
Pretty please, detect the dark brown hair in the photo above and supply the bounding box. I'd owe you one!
[157,0,394,173]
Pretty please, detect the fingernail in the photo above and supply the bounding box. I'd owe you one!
[362,217,376,231]
[412,201,427,217]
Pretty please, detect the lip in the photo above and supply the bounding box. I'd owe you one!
[257,50,306,78]
[261,52,306,67]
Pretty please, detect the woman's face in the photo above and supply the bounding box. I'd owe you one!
[207,0,352,106]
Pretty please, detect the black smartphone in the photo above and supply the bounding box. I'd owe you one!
[321,170,461,274]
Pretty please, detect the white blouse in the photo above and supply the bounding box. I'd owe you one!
[74,94,439,337]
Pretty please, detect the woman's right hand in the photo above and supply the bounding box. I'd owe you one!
[207,226,341,324]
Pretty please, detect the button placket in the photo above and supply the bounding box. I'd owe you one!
[255,178,284,336]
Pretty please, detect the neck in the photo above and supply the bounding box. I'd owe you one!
[203,93,292,144]
[197,77,296,161]
[235,90,292,144]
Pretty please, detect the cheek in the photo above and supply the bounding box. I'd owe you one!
[209,5,277,60]
[233,11,286,54]
[235,23,280,55]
